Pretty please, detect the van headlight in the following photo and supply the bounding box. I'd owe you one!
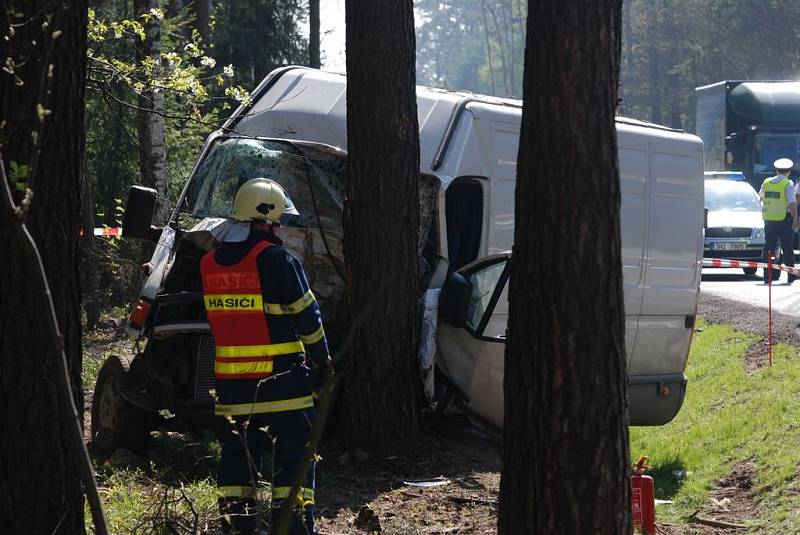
[753,227,765,241]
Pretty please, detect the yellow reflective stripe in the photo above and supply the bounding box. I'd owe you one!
[218,486,256,498]
[215,395,315,416]
[204,294,263,312]
[264,289,316,315]
[215,360,273,376]
[216,341,304,358]
[299,325,325,345]
[272,486,315,504]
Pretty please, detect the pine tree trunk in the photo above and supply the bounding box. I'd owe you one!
[343,0,421,449]
[498,0,630,533]
[0,1,88,532]
[135,0,170,225]
[309,0,321,68]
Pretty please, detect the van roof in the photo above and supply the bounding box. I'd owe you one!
[223,66,694,174]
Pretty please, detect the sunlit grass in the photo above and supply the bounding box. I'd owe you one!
[631,320,800,531]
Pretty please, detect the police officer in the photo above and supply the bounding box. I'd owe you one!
[759,158,799,283]
[201,178,332,534]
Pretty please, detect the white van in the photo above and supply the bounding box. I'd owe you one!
[104,67,703,452]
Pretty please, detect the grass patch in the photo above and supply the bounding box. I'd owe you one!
[87,467,220,534]
[85,432,223,534]
[631,320,800,531]
[81,328,136,391]
[82,353,104,392]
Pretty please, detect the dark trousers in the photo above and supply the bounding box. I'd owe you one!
[216,365,316,534]
[763,215,795,278]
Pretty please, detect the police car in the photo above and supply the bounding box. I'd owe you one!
[703,173,765,275]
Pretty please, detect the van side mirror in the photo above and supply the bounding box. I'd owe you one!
[440,272,472,328]
[122,186,161,241]
[704,207,708,230]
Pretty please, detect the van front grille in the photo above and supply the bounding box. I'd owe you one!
[194,337,216,402]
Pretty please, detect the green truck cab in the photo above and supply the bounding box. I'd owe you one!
[696,81,800,190]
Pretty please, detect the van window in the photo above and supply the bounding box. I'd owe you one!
[465,260,505,332]
[446,179,484,271]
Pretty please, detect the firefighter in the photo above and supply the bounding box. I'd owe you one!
[759,158,799,283]
[201,177,332,534]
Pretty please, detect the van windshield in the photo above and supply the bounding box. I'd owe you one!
[179,137,346,229]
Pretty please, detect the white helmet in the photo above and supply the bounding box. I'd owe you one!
[231,178,299,223]
[774,158,794,171]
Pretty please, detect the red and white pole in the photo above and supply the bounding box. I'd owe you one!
[768,251,773,367]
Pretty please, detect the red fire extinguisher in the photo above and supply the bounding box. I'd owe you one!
[631,456,656,535]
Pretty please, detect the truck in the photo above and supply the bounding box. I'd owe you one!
[90,66,705,454]
[696,80,800,190]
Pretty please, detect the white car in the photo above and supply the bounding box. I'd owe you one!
[703,178,765,275]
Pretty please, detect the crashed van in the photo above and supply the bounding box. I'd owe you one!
[90,67,704,453]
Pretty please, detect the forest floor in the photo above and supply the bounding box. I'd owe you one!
[82,324,501,534]
[83,305,800,534]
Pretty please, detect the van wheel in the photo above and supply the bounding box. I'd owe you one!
[743,267,757,276]
[90,354,153,458]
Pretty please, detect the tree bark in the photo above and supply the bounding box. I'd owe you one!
[135,0,170,225]
[0,1,89,533]
[498,0,630,533]
[309,0,321,68]
[343,0,421,449]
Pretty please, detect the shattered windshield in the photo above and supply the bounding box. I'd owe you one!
[180,137,346,229]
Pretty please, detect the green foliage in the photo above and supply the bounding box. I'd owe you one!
[82,0,309,222]
[212,0,309,90]
[415,1,800,124]
[7,161,29,191]
[620,0,800,129]
[80,1,311,325]
[415,0,526,97]
[631,322,800,530]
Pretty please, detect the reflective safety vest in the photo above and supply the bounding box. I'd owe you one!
[201,241,304,380]
[762,177,791,221]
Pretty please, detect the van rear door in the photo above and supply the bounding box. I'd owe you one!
[618,141,649,361]
[630,145,703,377]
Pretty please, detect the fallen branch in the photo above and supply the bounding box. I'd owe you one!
[447,496,498,507]
[689,513,747,530]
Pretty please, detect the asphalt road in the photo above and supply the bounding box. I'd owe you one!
[702,267,800,319]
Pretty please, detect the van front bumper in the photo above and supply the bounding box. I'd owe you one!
[628,373,687,426]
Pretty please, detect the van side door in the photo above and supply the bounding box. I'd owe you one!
[437,253,510,428]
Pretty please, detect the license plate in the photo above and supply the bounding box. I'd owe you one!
[711,242,747,251]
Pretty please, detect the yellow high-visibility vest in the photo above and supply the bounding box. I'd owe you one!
[762,177,791,221]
